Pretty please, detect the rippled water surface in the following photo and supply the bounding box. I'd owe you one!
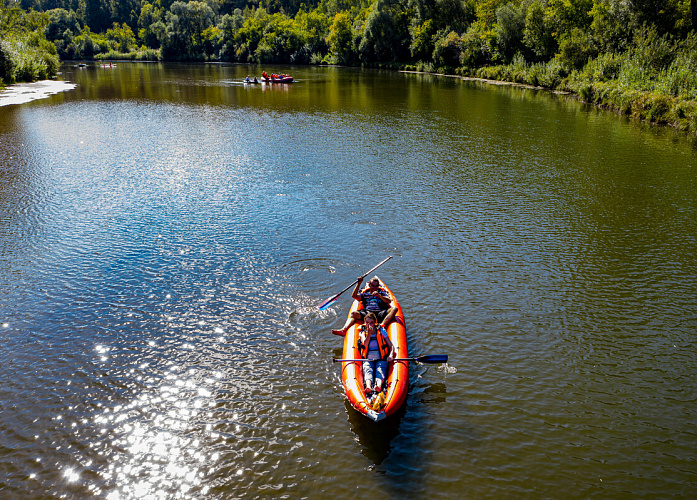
[1,63,697,498]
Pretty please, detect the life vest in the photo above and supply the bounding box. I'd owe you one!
[358,326,391,359]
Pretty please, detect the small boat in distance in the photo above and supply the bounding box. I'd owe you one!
[244,76,259,84]
[261,71,293,83]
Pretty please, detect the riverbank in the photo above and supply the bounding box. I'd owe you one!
[403,63,697,135]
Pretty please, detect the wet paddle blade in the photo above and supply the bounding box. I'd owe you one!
[318,295,338,311]
[415,355,448,364]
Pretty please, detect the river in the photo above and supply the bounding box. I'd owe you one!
[1,62,696,498]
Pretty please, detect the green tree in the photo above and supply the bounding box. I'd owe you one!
[410,18,434,60]
[109,0,139,30]
[326,10,355,63]
[434,0,474,33]
[255,14,307,63]
[45,7,81,41]
[138,1,164,47]
[630,0,686,35]
[546,0,593,36]
[295,7,330,54]
[589,0,634,53]
[460,25,491,67]
[106,21,136,51]
[0,0,58,83]
[201,24,221,55]
[3,0,50,36]
[231,8,270,62]
[475,0,508,29]
[358,0,410,63]
[84,0,111,32]
[163,0,215,59]
[218,8,243,59]
[494,1,525,61]
[523,0,556,61]
[74,26,98,56]
[557,26,596,69]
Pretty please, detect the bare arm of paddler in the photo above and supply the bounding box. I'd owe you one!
[332,277,366,336]
[350,276,364,301]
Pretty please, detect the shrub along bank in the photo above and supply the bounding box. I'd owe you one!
[1,0,59,87]
[454,27,697,133]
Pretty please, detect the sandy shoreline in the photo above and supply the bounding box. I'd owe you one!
[0,80,76,107]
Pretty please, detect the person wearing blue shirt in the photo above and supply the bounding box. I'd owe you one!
[332,276,397,336]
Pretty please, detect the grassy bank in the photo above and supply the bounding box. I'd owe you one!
[446,31,697,134]
[94,48,161,62]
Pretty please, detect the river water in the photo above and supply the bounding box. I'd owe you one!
[1,62,696,498]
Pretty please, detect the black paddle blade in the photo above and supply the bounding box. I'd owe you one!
[415,355,448,364]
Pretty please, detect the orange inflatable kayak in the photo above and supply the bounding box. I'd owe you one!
[338,278,408,422]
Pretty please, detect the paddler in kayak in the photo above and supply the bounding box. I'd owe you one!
[331,276,397,336]
[358,312,396,395]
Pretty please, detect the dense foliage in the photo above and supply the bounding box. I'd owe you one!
[3,0,697,131]
[0,0,59,85]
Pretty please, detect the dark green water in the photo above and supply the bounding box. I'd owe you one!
[1,62,696,498]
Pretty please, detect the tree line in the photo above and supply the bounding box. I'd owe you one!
[3,0,697,131]
[3,0,693,66]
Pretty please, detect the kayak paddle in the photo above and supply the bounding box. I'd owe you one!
[333,354,448,364]
[318,255,392,310]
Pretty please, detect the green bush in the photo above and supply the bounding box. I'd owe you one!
[432,30,462,68]
[558,27,597,71]
[460,27,490,68]
[633,25,674,72]
[581,51,622,82]
[659,58,697,99]
[1,35,59,83]
[0,40,15,84]
[535,58,567,88]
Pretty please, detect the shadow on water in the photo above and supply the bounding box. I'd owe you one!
[343,380,450,467]
[342,359,453,497]
[344,400,407,466]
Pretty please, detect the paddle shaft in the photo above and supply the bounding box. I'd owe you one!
[333,355,448,364]
[318,255,392,309]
